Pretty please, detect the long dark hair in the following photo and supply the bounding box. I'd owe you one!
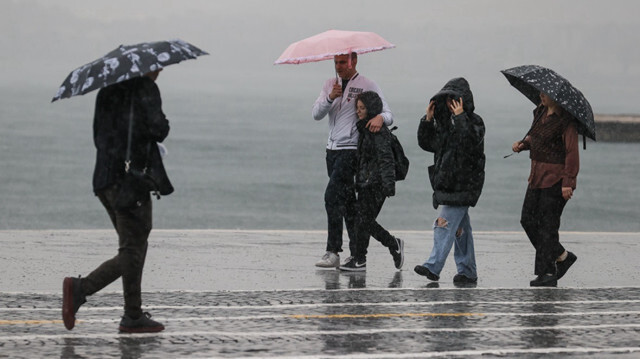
[355,91,382,121]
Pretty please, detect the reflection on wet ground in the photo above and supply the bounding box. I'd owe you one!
[2,230,639,357]
[2,287,640,358]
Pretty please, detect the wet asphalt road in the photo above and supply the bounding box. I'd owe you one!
[1,230,639,358]
[2,287,640,358]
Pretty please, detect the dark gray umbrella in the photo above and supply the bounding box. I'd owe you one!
[52,39,208,102]
[501,65,596,141]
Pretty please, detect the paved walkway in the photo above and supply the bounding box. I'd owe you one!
[1,230,639,358]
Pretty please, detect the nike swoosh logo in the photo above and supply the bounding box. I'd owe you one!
[394,240,403,255]
[355,262,366,267]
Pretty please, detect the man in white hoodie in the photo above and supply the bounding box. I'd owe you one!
[312,52,393,268]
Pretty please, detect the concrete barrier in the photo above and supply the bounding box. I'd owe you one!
[595,115,640,142]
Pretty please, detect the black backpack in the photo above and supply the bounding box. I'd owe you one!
[389,126,410,181]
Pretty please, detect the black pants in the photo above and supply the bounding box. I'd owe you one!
[520,182,567,276]
[82,185,152,319]
[324,150,357,254]
[353,185,397,262]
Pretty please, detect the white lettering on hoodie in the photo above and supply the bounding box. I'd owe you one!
[312,73,393,150]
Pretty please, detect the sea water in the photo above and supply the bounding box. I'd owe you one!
[1,86,639,232]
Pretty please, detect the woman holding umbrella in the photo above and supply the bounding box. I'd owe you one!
[512,91,579,287]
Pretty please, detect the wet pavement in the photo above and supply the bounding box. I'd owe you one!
[1,230,639,358]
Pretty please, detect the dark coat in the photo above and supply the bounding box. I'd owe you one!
[92,76,171,194]
[355,91,395,196]
[356,120,396,196]
[417,77,485,208]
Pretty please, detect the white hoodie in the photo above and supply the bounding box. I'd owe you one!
[312,73,393,150]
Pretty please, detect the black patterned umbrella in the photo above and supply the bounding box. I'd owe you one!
[501,65,595,141]
[52,39,208,102]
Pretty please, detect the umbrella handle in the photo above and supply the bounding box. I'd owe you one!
[505,129,532,159]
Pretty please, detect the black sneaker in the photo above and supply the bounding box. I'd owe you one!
[453,274,478,284]
[390,237,404,270]
[346,272,367,288]
[530,274,557,287]
[556,252,577,280]
[339,257,366,272]
[388,271,403,288]
[414,265,439,281]
[119,312,165,333]
[62,276,86,330]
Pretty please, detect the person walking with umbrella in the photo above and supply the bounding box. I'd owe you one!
[57,40,207,332]
[511,92,579,287]
[502,64,594,287]
[63,69,169,333]
[312,52,394,268]
[275,30,395,268]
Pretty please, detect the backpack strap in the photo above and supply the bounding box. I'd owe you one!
[124,96,134,173]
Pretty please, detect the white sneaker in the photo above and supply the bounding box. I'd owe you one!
[315,252,340,268]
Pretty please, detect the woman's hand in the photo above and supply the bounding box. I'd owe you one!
[562,187,573,201]
[512,141,525,153]
[448,97,464,116]
[426,100,435,121]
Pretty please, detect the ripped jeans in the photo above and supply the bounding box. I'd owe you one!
[422,205,477,279]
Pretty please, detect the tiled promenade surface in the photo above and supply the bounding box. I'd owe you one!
[1,230,639,358]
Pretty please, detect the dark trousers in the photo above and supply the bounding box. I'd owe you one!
[353,185,397,261]
[324,150,357,254]
[520,182,567,276]
[82,185,152,319]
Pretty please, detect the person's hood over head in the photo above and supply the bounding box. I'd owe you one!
[430,77,475,114]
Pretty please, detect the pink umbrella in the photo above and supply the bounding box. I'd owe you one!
[274,29,395,65]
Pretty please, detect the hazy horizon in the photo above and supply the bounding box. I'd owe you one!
[2,0,640,114]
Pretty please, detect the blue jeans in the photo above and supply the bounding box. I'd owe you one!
[422,205,477,279]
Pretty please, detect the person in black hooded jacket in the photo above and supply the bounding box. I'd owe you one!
[339,91,404,272]
[413,78,485,285]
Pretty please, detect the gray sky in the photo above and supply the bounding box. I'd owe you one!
[2,0,639,113]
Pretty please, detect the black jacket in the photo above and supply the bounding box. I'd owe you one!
[356,120,396,197]
[92,76,171,194]
[417,77,485,208]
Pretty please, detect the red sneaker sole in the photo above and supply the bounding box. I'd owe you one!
[62,277,75,330]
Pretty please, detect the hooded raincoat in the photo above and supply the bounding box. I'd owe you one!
[417,78,485,209]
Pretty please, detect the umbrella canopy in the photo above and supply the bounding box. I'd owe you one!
[501,65,595,141]
[52,39,208,102]
[274,29,395,65]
